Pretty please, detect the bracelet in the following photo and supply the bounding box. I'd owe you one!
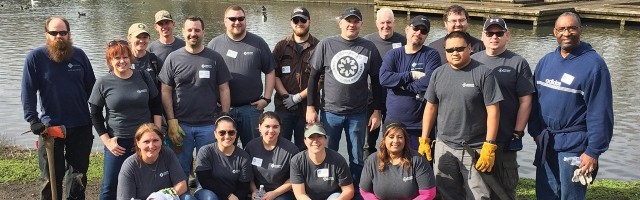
[260,96,271,104]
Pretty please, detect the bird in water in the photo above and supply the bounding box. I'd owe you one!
[78,11,86,16]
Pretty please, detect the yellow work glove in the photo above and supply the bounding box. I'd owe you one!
[475,142,497,172]
[167,119,185,151]
[418,137,432,161]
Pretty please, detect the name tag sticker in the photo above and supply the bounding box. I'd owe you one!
[282,66,291,74]
[251,157,263,166]
[199,70,210,79]
[561,73,575,85]
[317,168,329,178]
[392,43,402,49]
[226,50,238,58]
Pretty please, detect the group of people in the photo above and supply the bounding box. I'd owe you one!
[21,3,612,200]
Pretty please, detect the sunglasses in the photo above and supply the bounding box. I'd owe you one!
[217,130,237,136]
[108,40,128,47]
[484,31,506,38]
[444,46,467,53]
[226,16,246,22]
[411,25,428,35]
[292,17,307,24]
[47,31,69,36]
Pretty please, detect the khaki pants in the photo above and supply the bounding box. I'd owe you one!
[434,141,491,200]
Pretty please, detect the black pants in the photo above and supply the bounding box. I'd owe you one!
[38,125,93,200]
[363,106,385,159]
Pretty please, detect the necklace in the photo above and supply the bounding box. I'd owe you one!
[145,161,158,172]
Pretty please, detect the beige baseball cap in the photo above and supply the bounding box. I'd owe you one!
[128,23,149,37]
[154,10,173,23]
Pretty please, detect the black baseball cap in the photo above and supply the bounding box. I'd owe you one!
[291,6,310,20]
[483,17,508,31]
[410,15,431,32]
[341,7,362,20]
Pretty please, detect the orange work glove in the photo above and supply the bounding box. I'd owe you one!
[475,142,497,172]
[418,137,432,161]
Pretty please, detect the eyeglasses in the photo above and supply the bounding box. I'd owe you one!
[484,31,506,38]
[555,26,580,33]
[217,130,237,136]
[411,25,428,35]
[292,17,307,24]
[107,40,128,47]
[226,16,246,22]
[47,31,69,36]
[444,46,467,53]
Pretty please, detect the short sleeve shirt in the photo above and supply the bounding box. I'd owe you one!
[117,147,186,200]
[290,148,353,200]
[359,151,436,200]
[195,143,253,197]
[244,137,299,191]
[148,38,186,65]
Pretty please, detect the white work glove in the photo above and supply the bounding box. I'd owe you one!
[411,71,425,80]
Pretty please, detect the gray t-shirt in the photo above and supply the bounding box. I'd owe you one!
[117,147,186,200]
[428,35,485,65]
[471,50,535,142]
[88,70,158,138]
[290,148,353,200]
[425,60,503,148]
[310,36,383,114]
[195,143,253,197]
[158,47,231,125]
[244,137,299,191]
[360,151,436,200]
[132,52,160,86]
[207,32,276,106]
[363,32,406,58]
[148,38,186,66]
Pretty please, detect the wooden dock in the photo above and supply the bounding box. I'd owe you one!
[375,0,640,27]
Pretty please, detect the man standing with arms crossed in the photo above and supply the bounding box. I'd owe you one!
[159,16,231,182]
[362,7,406,158]
[379,15,441,152]
[529,12,613,200]
[421,31,503,199]
[148,10,185,67]
[208,5,277,147]
[306,7,384,198]
[22,16,96,200]
[273,6,319,150]
[428,5,484,65]
[472,17,535,200]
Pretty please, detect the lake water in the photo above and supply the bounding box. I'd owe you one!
[0,0,638,181]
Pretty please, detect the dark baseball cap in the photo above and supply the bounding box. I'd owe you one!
[483,17,508,31]
[410,15,431,32]
[291,6,310,20]
[341,7,362,20]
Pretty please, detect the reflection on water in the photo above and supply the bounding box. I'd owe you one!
[0,0,638,181]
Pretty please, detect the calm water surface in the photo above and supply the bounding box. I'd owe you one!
[0,0,638,181]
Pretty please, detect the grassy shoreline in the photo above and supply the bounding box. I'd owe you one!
[1,145,638,199]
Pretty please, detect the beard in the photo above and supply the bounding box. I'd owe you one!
[293,27,309,37]
[46,38,74,63]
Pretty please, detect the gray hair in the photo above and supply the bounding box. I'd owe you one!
[376,8,394,22]
[556,12,582,27]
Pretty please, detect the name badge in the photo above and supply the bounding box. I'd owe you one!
[317,168,329,178]
[226,50,238,58]
[199,70,210,79]
[131,64,136,70]
[392,43,402,49]
[251,157,263,166]
[282,66,291,74]
[561,73,574,85]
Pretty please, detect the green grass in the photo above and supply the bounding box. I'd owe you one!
[1,144,638,199]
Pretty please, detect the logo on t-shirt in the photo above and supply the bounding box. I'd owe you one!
[137,89,148,94]
[159,171,169,177]
[330,50,367,84]
[232,169,240,173]
[322,177,335,181]
[497,68,511,73]
[402,175,414,182]
[269,163,283,169]
[243,52,254,56]
[67,63,81,72]
[462,82,475,88]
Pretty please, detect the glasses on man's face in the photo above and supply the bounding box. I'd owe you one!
[484,31,506,38]
[292,17,308,24]
[226,16,246,22]
[108,40,129,47]
[411,25,428,35]
[555,26,580,33]
[47,31,69,36]
[444,46,467,53]
[217,130,237,137]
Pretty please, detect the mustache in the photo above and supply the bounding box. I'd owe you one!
[46,38,74,63]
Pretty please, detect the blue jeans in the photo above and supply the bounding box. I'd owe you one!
[194,188,220,200]
[278,112,306,150]
[230,105,262,147]
[100,137,135,200]
[536,151,587,200]
[320,111,366,193]
[173,124,215,180]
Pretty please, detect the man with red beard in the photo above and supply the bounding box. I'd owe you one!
[21,16,96,200]
[272,6,319,150]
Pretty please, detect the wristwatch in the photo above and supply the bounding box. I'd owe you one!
[260,96,271,104]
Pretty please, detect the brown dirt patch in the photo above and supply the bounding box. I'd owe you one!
[0,181,101,200]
